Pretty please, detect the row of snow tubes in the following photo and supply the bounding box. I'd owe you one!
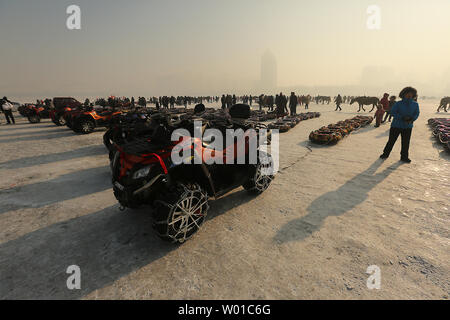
[267,112,321,133]
[428,118,450,151]
[249,110,277,122]
[309,116,374,145]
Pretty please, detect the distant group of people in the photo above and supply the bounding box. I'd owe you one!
[0,96,15,125]
[221,94,238,109]
[334,88,419,163]
[248,93,312,116]
[375,93,397,127]
[154,96,219,110]
[1,85,424,164]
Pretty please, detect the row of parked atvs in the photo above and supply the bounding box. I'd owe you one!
[309,116,374,145]
[428,118,450,151]
[18,98,128,133]
[17,98,321,137]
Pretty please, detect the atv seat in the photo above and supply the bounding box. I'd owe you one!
[202,125,239,152]
[98,111,113,117]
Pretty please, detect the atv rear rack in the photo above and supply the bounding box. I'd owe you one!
[118,134,173,156]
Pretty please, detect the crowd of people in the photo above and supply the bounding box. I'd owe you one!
[0,87,425,163]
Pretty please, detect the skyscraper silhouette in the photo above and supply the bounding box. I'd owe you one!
[260,50,277,91]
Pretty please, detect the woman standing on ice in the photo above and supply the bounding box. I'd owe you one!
[380,87,420,163]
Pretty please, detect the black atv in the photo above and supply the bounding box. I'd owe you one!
[103,105,205,155]
[103,108,157,158]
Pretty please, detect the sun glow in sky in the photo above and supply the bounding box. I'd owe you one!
[1,0,450,100]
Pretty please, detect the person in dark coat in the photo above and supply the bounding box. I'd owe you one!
[289,92,298,116]
[221,95,226,109]
[267,95,274,111]
[258,94,264,111]
[0,99,3,124]
[276,93,288,118]
[335,94,343,111]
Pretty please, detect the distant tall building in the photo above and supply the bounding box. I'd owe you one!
[260,50,277,91]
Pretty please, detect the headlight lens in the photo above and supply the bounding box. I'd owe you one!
[133,165,152,179]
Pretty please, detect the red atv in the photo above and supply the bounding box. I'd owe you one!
[23,104,50,123]
[49,97,82,126]
[70,107,123,134]
[64,107,90,131]
[111,105,274,243]
[18,104,34,117]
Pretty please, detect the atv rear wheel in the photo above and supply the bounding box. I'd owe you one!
[79,119,95,134]
[153,184,209,243]
[28,115,41,123]
[243,152,274,195]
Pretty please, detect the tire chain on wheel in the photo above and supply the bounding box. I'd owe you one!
[243,152,275,195]
[152,184,209,243]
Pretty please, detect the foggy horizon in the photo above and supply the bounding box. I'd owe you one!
[2,0,450,102]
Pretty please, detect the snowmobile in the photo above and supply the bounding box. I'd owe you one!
[110,104,275,243]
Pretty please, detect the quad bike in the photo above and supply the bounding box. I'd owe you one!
[103,108,158,156]
[64,107,90,131]
[70,107,123,134]
[103,104,215,157]
[49,97,82,126]
[104,104,230,155]
[23,104,51,123]
[110,104,275,243]
[18,104,32,117]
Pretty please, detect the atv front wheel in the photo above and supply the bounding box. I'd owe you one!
[243,152,274,194]
[103,129,114,152]
[79,119,95,134]
[153,184,209,243]
[53,116,66,126]
[28,115,41,123]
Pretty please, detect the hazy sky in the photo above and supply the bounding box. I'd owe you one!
[1,0,450,100]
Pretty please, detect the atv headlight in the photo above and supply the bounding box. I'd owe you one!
[133,165,152,179]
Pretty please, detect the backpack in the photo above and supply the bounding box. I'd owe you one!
[2,101,12,111]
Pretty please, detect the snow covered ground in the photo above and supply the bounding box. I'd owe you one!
[0,99,448,299]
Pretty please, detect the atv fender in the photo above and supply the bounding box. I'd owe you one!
[167,163,215,197]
